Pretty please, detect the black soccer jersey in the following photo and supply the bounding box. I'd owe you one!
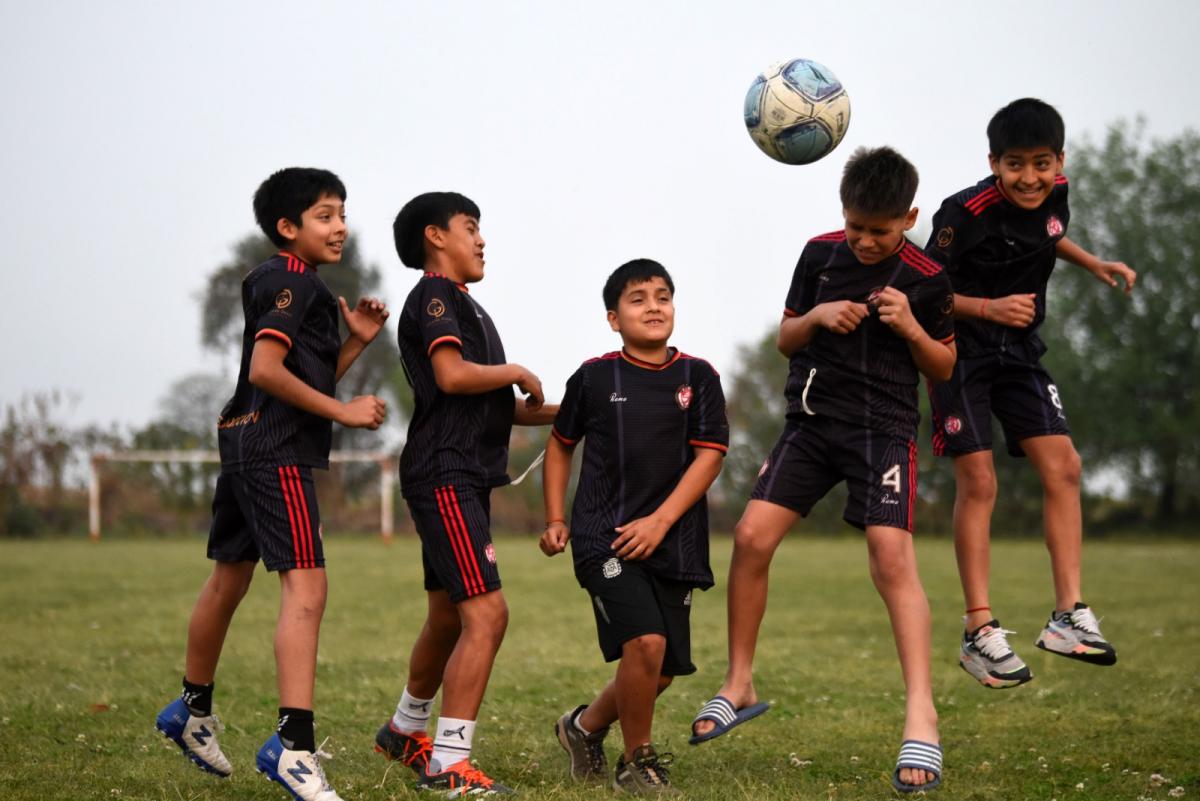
[782,232,955,437]
[925,174,1070,360]
[217,252,342,472]
[552,349,728,588]
[398,273,515,497]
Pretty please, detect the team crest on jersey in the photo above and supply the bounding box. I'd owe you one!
[1046,215,1064,237]
[675,384,693,410]
[427,298,446,318]
[485,543,497,564]
[944,415,963,436]
[935,226,954,248]
[275,289,293,309]
[602,557,622,579]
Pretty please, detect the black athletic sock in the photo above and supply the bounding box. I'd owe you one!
[277,707,316,752]
[181,678,214,717]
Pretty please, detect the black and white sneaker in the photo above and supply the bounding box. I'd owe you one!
[613,744,678,796]
[960,619,1033,688]
[554,705,608,780]
[1036,602,1117,665]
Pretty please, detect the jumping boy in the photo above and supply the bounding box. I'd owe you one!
[690,147,955,793]
[540,259,728,795]
[373,191,554,796]
[925,98,1134,688]
[155,167,390,801]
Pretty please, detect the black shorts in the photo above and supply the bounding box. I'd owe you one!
[582,559,696,676]
[750,416,918,532]
[929,353,1070,458]
[406,485,501,603]
[208,466,324,572]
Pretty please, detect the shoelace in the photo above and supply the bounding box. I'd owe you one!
[585,735,607,773]
[404,735,433,768]
[636,751,674,786]
[307,738,334,791]
[973,626,1018,661]
[1069,606,1103,636]
[446,760,494,788]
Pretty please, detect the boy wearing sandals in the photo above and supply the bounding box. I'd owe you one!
[541,259,728,795]
[691,147,954,792]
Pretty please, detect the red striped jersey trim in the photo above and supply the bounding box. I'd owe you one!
[582,351,622,366]
[783,308,800,318]
[676,352,719,376]
[551,427,579,446]
[809,230,847,243]
[427,335,463,355]
[900,244,943,277]
[434,487,483,596]
[689,439,728,454]
[423,272,470,293]
[968,194,1004,216]
[279,251,309,273]
[964,186,1001,210]
[1054,174,1068,185]
[255,328,293,348]
[620,349,682,371]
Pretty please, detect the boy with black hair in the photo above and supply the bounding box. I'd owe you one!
[373,191,554,796]
[540,259,727,795]
[691,147,954,793]
[155,167,390,801]
[925,98,1134,689]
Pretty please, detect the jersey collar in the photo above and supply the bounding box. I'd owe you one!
[620,347,680,371]
[423,271,470,293]
[278,250,316,271]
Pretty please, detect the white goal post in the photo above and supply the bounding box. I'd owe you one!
[88,450,395,541]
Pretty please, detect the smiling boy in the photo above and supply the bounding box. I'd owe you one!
[925,98,1135,689]
[541,259,728,795]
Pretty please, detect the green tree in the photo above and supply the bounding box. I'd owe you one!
[1042,123,1200,524]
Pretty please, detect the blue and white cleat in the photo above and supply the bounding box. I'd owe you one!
[155,697,232,777]
[256,733,344,801]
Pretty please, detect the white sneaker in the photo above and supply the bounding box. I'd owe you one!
[1036,603,1118,665]
[959,619,1033,688]
[154,697,232,777]
[256,734,344,801]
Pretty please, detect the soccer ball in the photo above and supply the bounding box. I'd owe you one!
[744,59,851,165]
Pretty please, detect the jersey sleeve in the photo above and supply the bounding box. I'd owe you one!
[687,364,729,454]
[924,200,984,294]
[912,272,956,345]
[253,271,319,349]
[551,367,588,446]
[414,278,465,356]
[782,248,817,318]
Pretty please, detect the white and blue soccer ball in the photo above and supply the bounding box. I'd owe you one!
[744,59,851,165]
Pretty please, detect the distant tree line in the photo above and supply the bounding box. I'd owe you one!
[2,123,1195,537]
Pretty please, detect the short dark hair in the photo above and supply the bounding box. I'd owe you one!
[602,259,675,311]
[839,146,919,218]
[393,192,482,269]
[253,167,346,248]
[987,98,1064,156]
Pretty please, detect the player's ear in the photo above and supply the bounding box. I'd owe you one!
[424,224,446,250]
[1056,150,1066,174]
[904,207,918,231]
[607,309,620,332]
[276,217,299,243]
[987,152,1000,177]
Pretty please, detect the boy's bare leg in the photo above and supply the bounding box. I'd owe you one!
[438,589,508,719]
[404,590,463,700]
[611,634,668,760]
[276,567,327,709]
[692,499,797,738]
[185,560,256,684]
[1020,435,1083,611]
[578,673,673,735]
[952,451,999,631]
[865,525,938,788]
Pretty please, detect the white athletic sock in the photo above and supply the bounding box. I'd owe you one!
[391,687,435,734]
[430,716,475,772]
[572,707,592,736]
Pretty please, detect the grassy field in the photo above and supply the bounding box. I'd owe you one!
[1,534,1197,800]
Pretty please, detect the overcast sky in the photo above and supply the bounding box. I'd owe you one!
[2,0,1198,435]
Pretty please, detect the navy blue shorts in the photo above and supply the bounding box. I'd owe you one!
[207,466,323,572]
[406,485,501,603]
[751,416,918,533]
[930,354,1070,458]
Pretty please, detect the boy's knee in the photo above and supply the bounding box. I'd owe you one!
[1044,448,1082,489]
[656,675,674,694]
[868,541,912,587]
[460,590,509,638]
[733,518,777,560]
[622,633,667,664]
[957,461,997,502]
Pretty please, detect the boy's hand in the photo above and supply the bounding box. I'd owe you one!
[338,395,386,429]
[874,287,920,340]
[539,522,570,556]
[816,300,870,334]
[515,367,545,411]
[984,294,1036,328]
[1092,260,1137,294]
[340,296,390,344]
[612,515,670,560]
